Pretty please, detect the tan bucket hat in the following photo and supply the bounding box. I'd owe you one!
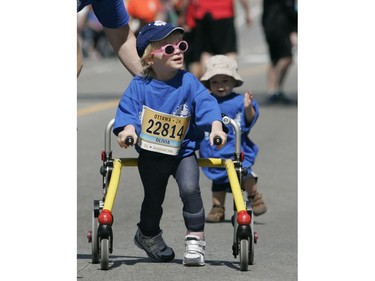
[200,55,244,88]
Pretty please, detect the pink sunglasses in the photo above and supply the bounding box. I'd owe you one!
[151,41,189,56]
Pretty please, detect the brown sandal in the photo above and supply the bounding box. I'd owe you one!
[205,205,225,222]
[249,192,267,216]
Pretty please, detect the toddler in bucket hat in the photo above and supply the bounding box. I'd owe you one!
[199,55,268,222]
[136,20,184,58]
[200,55,244,88]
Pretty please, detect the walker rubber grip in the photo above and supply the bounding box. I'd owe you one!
[214,136,222,145]
[125,136,134,146]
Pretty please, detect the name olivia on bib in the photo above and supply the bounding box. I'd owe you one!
[139,106,190,155]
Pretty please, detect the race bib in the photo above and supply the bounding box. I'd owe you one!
[139,106,190,155]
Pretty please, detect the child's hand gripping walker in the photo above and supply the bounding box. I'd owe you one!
[87,115,258,271]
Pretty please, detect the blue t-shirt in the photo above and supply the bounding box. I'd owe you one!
[114,70,222,157]
[199,92,259,183]
[77,0,129,28]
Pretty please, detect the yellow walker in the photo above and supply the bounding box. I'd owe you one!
[87,115,258,271]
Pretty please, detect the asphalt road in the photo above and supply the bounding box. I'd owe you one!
[77,3,298,280]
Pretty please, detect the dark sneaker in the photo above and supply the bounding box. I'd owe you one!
[183,236,206,266]
[268,92,292,104]
[134,228,175,262]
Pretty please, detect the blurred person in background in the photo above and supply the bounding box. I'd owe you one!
[78,5,114,60]
[77,0,142,77]
[175,0,202,77]
[126,0,164,35]
[177,0,253,79]
[261,0,298,103]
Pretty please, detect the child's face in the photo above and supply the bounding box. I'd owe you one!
[151,33,185,77]
[209,74,236,97]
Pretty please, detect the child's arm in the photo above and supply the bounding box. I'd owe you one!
[210,121,227,149]
[117,125,138,148]
[244,91,256,124]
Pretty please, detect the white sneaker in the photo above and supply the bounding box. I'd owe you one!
[183,235,206,266]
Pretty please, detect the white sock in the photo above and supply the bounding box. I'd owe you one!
[186,231,204,240]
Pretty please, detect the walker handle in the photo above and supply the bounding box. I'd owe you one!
[213,136,222,146]
[125,136,134,146]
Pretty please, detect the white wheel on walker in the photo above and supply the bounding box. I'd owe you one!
[249,232,255,265]
[91,210,99,264]
[246,202,255,265]
[100,238,110,270]
[239,238,249,271]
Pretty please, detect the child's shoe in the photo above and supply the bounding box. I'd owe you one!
[134,228,175,262]
[205,205,225,222]
[249,192,267,216]
[183,235,206,266]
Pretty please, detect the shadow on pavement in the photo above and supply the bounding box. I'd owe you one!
[77,253,247,271]
[253,91,298,107]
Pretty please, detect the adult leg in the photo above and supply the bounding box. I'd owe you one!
[77,38,83,77]
[200,51,212,77]
[263,15,293,101]
[198,13,214,78]
[274,57,292,94]
[266,55,293,103]
[183,28,203,78]
[267,63,276,94]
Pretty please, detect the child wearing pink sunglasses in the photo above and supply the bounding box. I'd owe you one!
[113,20,228,266]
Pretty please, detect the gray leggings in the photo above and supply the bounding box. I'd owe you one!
[137,150,204,237]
